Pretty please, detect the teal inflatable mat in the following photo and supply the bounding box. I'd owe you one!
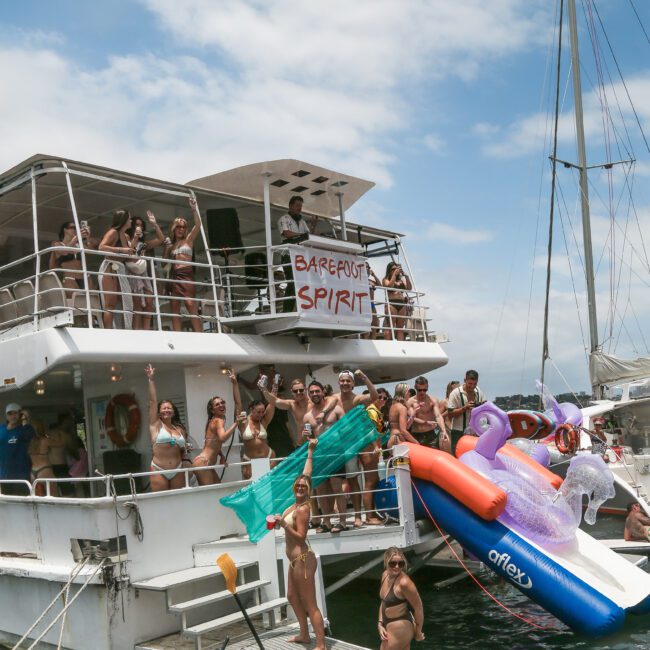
[221,405,378,543]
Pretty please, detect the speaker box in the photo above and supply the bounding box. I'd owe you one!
[102,449,143,495]
[206,208,243,252]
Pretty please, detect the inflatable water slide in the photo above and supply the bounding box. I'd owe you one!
[405,402,650,636]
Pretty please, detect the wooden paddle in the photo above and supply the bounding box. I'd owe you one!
[217,553,265,649]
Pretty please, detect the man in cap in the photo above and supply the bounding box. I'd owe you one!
[0,403,35,495]
[588,416,608,459]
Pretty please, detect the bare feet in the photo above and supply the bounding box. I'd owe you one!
[354,517,363,528]
[366,517,384,525]
[290,635,311,644]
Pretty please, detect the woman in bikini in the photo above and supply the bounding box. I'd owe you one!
[145,364,189,491]
[236,384,277,480]
[49,220,97,294]
[387,384,419,450]
[27,418,58,497]
[273,438,326,650]
[378,547,424,649]
[98,210,136,329]
[382,262,412,341]
[192,370,246,485]
[125,211,164,330]
[163,197,202,332]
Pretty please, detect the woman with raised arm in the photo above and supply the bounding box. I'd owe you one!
[238,377,278,480]
[145,364,188,491]
[378,547,424,649]
[382,261,412,341]
[98,210,135,329]
[126,211,164,330]
[274,438,326,650]
[387,383,420,449]
[192,370,246,485]
[163,197,203,333]
[27,418,58,497]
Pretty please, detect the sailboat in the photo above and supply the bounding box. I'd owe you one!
[541,0,650,514]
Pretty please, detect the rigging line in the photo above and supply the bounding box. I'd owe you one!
[592,0,650,154]
[541,0,566,396]
[628,295,650,354]
[548,357,587,407]
[629,0,650,47]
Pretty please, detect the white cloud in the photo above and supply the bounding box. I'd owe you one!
[423,133,443,153]
[426,222,493,244]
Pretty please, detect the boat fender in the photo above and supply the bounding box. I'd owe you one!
[555,423,578,455]
[106,394,141,448]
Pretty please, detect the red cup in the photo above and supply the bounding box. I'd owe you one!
[266,515,276,530]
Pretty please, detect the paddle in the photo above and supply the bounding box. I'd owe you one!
[217,553,265,650]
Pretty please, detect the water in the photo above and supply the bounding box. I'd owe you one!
[327,516,650,649]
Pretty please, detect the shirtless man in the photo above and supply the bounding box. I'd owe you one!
[260,378,312,448]
[406,376,448,449]
[303,381,345,533]
[330,369,379,528]
[624,502,650,542]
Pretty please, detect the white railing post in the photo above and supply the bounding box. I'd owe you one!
[262,174,277,314]
[30,168,41,329]
[391,444,417,546]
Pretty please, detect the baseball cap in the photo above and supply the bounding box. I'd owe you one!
[5,403,21,414]
[593,416,605,425]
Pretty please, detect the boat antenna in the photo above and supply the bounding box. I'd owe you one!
[540,0,565,406]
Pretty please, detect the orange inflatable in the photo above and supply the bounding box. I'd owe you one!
[455,435,563,490]
[405,442,506,520]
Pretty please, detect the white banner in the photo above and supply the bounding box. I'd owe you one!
[289,245,371,329]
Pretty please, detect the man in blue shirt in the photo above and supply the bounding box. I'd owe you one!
[0,403,35,495]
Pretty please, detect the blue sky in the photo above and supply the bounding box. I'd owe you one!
[2,0,650,399]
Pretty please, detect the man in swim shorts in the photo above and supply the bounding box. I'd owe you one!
[406,376,448,449]
[624,502,650,542]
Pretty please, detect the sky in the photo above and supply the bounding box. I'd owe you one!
[2,0,650,399]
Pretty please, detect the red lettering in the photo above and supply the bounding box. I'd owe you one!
[354,292,369,311]
[314,287,328,309]
[294,255,307,272]
[297,285,314,310]
[335,289,351,314]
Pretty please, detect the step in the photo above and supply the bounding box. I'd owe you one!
[132,561,255,591]
[184,597,288,637]
[169,579,271,613]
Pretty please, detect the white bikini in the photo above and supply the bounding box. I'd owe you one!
[241,421,271,461]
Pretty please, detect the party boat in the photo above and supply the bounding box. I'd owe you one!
[0,154,448,649]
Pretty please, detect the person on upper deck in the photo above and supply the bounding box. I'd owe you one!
[27,417,58,497]
[624,502,650,542]
[277,196,318,313]
[382,261,412,341]
[235,376,278,480]
[125,211,164,331]
[446,370,486,456]
[273,437,326,650]
[163,197,202,333]
[98,210,135,329]
[49,220,98,294]
[363,261,381,340]
[192,369,245,485]
[0,403,34,496]
[145,364,190,491]
[406,376,448,450]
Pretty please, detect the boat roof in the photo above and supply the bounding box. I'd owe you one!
[187,159,375,219]
[0,154,398,239]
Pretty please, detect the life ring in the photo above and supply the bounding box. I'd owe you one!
[105,394,141,448]
[554,423,578,455]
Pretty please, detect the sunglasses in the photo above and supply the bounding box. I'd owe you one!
[292,388,305,394]
[377,395,387,401]
[388,560,405,568]
[416,388,427,392]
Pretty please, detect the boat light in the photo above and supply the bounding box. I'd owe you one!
[35,378,45,396]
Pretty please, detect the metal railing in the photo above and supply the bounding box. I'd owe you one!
[0,245,433,341]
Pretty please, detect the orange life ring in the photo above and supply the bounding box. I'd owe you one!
[554,423,578,455]
[105,394,141,448]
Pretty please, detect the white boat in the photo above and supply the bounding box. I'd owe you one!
[539,1,650,516]
[0,155,448,649]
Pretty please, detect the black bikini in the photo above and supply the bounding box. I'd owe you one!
[58,252,80,264]
[380,575,414,626]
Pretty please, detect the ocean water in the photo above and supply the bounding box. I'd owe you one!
[327,516,650,649]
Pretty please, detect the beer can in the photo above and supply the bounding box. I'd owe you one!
[258,375,268,389]
[304,423,313,438]
[274,373,281,386]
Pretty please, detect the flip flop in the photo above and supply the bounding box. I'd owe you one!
[315,524,330,534]
[330,523,344,534]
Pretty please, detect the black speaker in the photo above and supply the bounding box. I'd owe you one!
[206,208,243,252]
[102,449,143,494]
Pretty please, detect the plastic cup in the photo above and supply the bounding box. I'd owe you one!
[266,515,276,530]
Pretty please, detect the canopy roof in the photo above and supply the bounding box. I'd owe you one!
[589,351,650,386]
[187,159,375,219]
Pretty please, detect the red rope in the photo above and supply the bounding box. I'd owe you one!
[411,480,562,631]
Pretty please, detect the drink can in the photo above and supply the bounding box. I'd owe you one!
[240,411,247,420]
[274,373,281,386]
[304,423,313,438]
[258,375,268,389]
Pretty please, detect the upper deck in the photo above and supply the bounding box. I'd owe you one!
[0,155,447,389]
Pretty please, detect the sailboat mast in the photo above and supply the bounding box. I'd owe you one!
[567,0,599,371]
